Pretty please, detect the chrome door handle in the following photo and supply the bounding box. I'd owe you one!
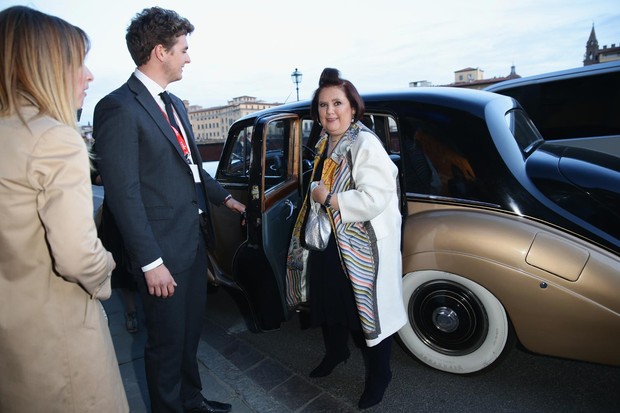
[284,199,295,219]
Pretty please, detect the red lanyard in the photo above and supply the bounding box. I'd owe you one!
[161,108,191,163]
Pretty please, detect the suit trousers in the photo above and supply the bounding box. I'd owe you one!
[137,226,208,413]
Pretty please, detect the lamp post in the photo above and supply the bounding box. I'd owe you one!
[291,68,303,101]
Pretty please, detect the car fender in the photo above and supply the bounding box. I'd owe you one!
[401,202,620,366]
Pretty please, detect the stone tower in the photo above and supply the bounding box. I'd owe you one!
[584,24,599,66]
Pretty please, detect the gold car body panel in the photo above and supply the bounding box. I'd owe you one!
[401,200,620,367]
[526,232,589,281]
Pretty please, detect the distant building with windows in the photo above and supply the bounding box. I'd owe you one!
[584,24,620,65]
[454,67,485,84]
[445,65,521,90]
[448,65,521,90]
[409,65,521,90]
[188,96,281,144]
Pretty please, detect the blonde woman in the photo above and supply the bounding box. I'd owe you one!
[0,6,128,412]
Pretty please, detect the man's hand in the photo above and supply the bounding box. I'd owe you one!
[224,197,246,214]
[144,264,177,298]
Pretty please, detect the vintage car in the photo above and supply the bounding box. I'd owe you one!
[205,87,620,375]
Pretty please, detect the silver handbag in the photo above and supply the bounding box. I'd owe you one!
[304,201,331,251]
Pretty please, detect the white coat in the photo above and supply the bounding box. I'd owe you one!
[335,126,407,346]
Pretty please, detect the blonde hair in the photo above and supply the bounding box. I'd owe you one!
[0,6,90,127]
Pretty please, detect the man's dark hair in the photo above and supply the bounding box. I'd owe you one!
[126,7,194,67]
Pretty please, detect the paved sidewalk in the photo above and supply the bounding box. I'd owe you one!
[104,289,354,413]
[104,290,262,412]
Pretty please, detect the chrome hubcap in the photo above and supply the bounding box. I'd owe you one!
[433,306,459,333]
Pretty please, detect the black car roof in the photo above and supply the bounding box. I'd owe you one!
[485,60,620,92]
[238,87,510,122]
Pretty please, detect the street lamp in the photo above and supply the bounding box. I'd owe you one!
[291,68,303,101]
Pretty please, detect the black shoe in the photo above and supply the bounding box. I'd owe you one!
[358,371,392,410]
[124,311,138,333]
[309,348,351,378]
[185,398,232,413]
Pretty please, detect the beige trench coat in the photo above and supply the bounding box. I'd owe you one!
[0,106,128,413]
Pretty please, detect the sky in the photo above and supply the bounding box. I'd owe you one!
[2,0,619,125]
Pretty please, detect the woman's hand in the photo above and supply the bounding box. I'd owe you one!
[312,180,338,210]
[312,180,328,203]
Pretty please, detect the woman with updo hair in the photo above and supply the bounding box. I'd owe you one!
[287,68,407,409]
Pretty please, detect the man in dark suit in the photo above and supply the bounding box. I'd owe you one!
[93,7,244,413]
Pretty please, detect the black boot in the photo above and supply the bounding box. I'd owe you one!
[358,336,393,409]
[309,324,351,378]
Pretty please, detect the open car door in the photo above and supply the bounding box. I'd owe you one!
[232,114,305,330]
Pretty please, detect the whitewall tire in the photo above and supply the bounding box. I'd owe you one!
[398,270,514,374]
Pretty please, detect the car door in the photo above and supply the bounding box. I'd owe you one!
[208,120,253,285]
[233,114,306,330]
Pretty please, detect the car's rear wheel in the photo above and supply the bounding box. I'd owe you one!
[398,270,514,374]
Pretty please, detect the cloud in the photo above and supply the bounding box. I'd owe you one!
[2,0,618,124]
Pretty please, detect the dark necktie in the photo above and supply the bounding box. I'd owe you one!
[159,91,208,213]
[159,91,181,132]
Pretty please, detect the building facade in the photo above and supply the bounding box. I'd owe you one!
[450,65,521,90]
[445,65,521,90]
[188,96,281,144]
[409,65,521,90]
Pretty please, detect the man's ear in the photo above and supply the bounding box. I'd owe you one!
[153,44,167,62]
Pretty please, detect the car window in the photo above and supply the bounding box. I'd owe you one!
[490,71,620,140]
[505,109,544,156]
[221,123,252,178]
[387,116,400,154]
[264,118,292,189]
[301,118,314,144]
[362,114,400,154]
[300,117,316,171]
[398,108,506,205]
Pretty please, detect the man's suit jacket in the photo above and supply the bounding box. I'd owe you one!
[93,74,229,275]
